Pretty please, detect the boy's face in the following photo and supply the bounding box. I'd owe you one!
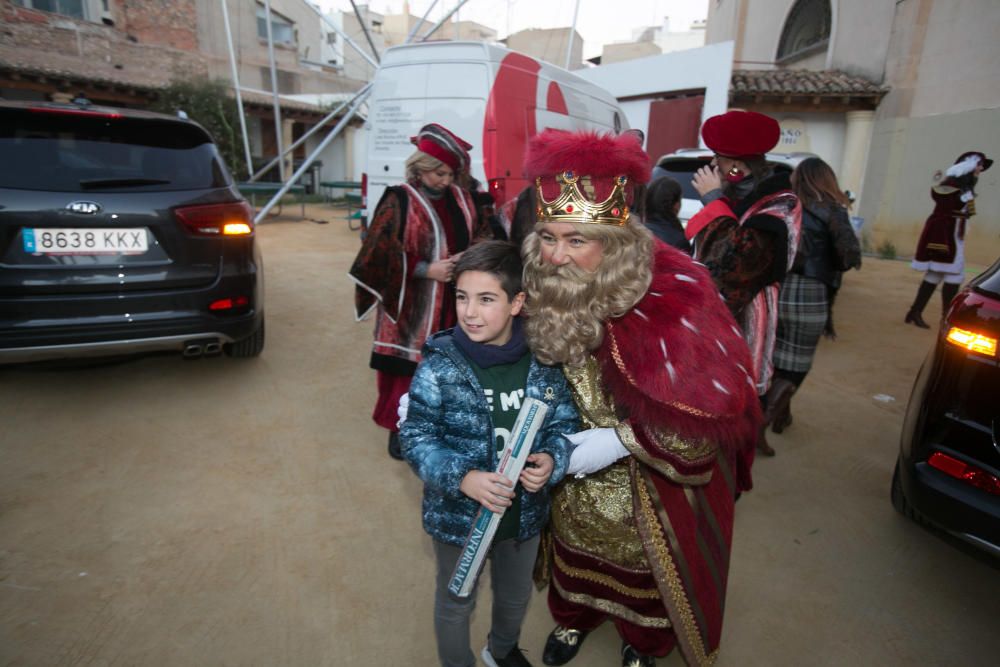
[455,270,525,347]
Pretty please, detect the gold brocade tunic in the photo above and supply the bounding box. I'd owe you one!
[550,357,649,571]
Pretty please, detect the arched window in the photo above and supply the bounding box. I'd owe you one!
[776,0,831,62]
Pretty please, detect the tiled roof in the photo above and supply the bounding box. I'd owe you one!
[731,69,886,98]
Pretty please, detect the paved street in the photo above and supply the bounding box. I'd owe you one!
[1,204,998,666]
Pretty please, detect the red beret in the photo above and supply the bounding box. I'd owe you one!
[701,110,780,159]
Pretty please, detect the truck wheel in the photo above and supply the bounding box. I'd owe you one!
[226,318,265,358]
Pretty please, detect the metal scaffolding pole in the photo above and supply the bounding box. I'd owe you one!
[262,0,286,182]
[304,1,378,70]
[220,0,252,178]
[405,0,439,43]
[349,0,380,65]
[420,0,472,41]
[565,0,581,69]
[247,84,372,183]
[254,88,372,223]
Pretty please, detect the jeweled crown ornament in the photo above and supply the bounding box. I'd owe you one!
[535,170,631,226]
[524,129,650,227]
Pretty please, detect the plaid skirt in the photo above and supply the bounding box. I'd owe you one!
[773,273,829,373]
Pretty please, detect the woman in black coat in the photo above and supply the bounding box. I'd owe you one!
[765,158,861,448]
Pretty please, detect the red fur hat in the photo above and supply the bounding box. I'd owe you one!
[524,129,650,205]
[701,110,780,159]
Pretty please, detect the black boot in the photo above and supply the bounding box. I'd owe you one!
[941,282,959,318]
[542,626,588,666]
[905,280,936,329]
[621,642,656,667]
[387,432,403,460]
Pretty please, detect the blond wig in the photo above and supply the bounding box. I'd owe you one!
[405,150,445,181]
[522,220,653,367]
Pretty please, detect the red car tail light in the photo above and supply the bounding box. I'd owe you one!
[928,452,1000,496]
[209,295,250,311]
[175,202,255,237]
[361,172,368,209]
[945,326,998,357]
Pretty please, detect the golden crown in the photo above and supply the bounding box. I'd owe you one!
[535,171,631,226]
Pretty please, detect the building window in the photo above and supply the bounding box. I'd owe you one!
[776,0,831,62]
[256,3,295,46]
[326,32,337,45]
[16,0,85,19]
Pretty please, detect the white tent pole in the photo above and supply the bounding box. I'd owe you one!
[254,88,372,223]
[420,0,471,41]
[405,0,438,43]
[262,0,286,182]
[349,0,381,64]
[220,0,253,178]
[565,0,581,69]
[247,84,372,183]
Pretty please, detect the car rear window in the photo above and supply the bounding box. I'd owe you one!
[0,108,230,193]
[971,258,1000,299]
[653,158,710,200]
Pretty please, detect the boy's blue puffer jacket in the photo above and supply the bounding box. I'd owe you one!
[400,329,579,547]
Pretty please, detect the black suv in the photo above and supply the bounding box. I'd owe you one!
[0,100,264,363]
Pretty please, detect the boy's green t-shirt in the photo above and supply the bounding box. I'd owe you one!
[467,351,532,543]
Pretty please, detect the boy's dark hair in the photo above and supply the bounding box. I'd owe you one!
[453,240,523,300]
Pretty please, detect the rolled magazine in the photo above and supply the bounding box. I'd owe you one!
[448,397,549,597]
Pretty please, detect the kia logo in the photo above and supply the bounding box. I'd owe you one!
[67,201,101,215]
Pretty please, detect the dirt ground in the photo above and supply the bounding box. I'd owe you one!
[1,204,998,666]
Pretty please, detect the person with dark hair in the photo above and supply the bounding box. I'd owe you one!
[765,158,862,444]
[643,176,691,253]
[685,110,801,456]
[905,151,992,328]
[400,240,578,667]
[517,130,760,667]
[349,123,491,460]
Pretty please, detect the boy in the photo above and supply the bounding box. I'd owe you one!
[400,241,579,667]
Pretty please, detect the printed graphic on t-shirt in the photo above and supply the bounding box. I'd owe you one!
[483,387,525,449]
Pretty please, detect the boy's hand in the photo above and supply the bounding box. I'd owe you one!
[519,453,554,492]
[460,471,514,513]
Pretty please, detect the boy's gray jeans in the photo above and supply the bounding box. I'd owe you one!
[433,535,541,667]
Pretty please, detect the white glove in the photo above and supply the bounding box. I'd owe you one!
[396,392,410,429]
[565,427,630,477]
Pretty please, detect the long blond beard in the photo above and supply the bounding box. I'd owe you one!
[522,223,653,367]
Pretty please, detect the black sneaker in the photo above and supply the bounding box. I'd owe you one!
[542,626,588,666]
[387,432,403,460]
[621,642,655,667]
[482,643,533,667]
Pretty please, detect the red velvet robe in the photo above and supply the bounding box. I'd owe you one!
[349,182,479,374]
[546,243,761,665]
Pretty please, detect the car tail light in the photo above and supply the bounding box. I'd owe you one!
[209,295,250,311]
[175,202,255,237]
[945,326,998,357]
[489,177,506,206]
[361,172,368,209]
[928,452,1000,496]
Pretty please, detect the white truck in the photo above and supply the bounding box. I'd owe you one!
[362,41,627,221]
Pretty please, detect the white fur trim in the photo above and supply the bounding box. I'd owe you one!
[945,155,981,178]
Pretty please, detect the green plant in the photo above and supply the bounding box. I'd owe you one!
[150,77,247,180]
[876,238,897,260]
